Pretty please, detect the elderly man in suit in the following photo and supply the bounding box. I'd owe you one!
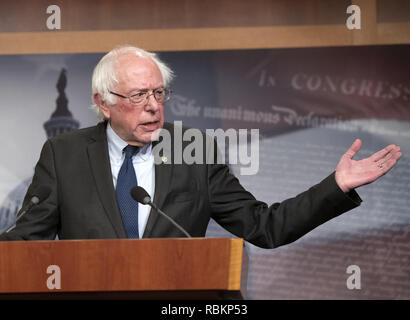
[0,45,402,247]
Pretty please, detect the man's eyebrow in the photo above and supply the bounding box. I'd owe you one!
[132,86,164,91]
[128,88,146,92]
[128,87,164,94]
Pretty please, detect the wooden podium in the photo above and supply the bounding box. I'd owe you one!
[0,238,248,299]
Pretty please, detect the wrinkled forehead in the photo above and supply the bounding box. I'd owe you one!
[114,53,163,91]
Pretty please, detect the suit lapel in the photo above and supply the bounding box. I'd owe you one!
[87,122,127,238]
[142,124,174,238]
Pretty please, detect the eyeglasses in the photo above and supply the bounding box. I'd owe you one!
[109,88,172,106]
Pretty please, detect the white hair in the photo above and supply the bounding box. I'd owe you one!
[90,45,174,121]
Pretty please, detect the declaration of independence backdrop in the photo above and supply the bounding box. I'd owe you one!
[0,45,409,299]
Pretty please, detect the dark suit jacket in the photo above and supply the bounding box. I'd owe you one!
[0,121,361,248]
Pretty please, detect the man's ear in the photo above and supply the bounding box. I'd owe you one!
[93,93,110,119]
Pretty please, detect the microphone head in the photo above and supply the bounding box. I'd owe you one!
[31,185,52,204]
[131,186,151,204]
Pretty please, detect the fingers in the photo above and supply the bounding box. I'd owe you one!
[375,146,402,172]
[393,147,402,160]
[378,157,399,175]
[344,139,362,159]
[371,144,399,162]
[375,151,393,165]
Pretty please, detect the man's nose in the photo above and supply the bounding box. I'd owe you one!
[144,93,160,112]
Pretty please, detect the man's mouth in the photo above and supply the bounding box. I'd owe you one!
[140,120,160,131]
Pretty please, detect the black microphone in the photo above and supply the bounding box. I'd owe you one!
[131,186,192,238]
[0,185,52,234]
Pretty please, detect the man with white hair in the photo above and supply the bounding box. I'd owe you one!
[0,45,402,246]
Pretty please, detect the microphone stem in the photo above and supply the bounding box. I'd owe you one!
[1,201,35,234]
[149,202,192,238]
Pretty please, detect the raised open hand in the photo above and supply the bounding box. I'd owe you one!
[335,139,402,193]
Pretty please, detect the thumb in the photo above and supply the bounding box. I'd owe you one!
[344,139,362,159]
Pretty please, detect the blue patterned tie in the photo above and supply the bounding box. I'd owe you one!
[116,145,140,238]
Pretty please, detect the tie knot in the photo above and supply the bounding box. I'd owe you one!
[123,145,140,159]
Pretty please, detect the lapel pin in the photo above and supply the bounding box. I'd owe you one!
[161,156,168,163]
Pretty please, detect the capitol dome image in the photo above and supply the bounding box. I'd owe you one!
[0,68,79,231]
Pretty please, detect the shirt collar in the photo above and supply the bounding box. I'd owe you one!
[106,122,152,161]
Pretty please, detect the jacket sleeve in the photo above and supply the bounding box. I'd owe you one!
[207,151,362,249]
[0,140,59,241]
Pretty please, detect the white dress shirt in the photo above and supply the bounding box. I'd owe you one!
[106,122,155,237]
